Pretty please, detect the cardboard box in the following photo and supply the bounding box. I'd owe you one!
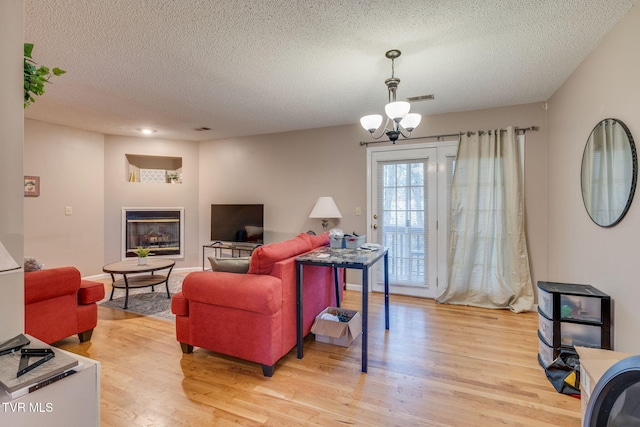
[311,307,362,347]
[575,346,634,421]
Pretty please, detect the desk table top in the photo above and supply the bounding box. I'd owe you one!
[295,246,388,268]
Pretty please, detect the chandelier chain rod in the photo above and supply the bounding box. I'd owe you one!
[359,126,539,146]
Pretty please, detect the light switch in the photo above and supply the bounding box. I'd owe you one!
[65,206,72,216]
[355,207,362,216]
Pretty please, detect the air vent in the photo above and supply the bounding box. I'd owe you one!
[407,94,435,102]
[194,127,211,131]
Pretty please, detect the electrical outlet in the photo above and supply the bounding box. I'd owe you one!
[65,206,72,216]
[355,207,362,216]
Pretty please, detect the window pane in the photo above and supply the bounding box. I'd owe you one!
[411,163,423,185]
[379,158,429,286]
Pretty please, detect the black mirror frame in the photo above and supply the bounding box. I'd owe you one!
[581,118,638,228]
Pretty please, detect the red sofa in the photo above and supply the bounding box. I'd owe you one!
[171,233,341,376]
[24,267,105,344]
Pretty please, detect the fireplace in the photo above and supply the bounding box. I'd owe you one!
[122,208,184,259]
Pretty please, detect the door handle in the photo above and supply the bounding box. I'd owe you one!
[373,224,378,230]
[373,214,378,219]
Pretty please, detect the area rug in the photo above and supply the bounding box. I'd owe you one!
[98,275,184,321]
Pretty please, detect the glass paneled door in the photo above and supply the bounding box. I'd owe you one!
[368,143,456,298]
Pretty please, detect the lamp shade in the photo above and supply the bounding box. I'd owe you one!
[360,114,383,133]
[400,113,422,131]
[385,101,410,121]
[309,197,342,219]
[0,241,20,273]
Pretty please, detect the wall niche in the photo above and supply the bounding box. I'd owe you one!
[126,154,182,184]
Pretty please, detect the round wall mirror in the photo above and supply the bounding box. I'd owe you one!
[581,118,637,227]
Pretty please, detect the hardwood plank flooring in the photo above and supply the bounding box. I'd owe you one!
[56,283,581,426]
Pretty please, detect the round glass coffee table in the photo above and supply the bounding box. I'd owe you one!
[102,258,175,309]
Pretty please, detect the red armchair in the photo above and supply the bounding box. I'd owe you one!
[172,233,341,376]
[24,267,105,344]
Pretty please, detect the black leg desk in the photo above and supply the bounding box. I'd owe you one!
[295,247,389,373]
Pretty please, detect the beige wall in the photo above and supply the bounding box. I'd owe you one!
[23,120,105,275]
[21,120,201,276]
[199,102,548,287]
[23,125,201,274]
[547,4,640,353]
[0,0,24,341]
[198,124,367,244]
[104,135,200,269]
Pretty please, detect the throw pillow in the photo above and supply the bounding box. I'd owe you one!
[24,257,44,272]
[208,256,250,274]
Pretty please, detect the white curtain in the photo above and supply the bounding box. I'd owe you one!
[436,127,533,313]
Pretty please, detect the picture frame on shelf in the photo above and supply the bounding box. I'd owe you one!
[24,176,40,197]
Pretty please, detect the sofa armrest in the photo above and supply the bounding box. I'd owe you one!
[171,291,188,316]
[24,267,81,305]
[182,271,282,315]
[78,280,105,305]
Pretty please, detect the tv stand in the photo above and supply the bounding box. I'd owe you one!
[202,242,261,271]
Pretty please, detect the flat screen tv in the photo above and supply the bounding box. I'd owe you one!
[210,204,264,243]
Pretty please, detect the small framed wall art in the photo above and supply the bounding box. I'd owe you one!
[24,176,40,197]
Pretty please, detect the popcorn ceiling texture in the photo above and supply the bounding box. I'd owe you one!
[23,0,638,141]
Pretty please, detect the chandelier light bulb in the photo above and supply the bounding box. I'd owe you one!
[360,115,383,133]
[400,113,422,131]
[384,101,410,122]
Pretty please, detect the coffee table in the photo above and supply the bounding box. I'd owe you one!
[103,258,175,309]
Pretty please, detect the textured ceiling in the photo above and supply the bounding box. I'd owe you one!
[24,0,638,142]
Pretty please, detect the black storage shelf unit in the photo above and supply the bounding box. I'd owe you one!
[537,281,611,368]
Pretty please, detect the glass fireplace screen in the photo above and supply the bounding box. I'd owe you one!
[124,209,183,257]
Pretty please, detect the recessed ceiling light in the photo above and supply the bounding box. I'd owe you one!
[139,128,157,135]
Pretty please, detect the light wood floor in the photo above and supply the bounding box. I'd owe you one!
[56,281,581,426]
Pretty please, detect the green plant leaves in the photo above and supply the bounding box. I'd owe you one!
[24,43,34,59]
[133,247,152,257]
[24,43,66,108]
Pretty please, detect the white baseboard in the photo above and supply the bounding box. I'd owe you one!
[345,282,362,292]
[84,273,110,280]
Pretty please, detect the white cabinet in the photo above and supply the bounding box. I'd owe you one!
[0,349,100,426]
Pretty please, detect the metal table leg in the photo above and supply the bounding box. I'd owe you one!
[296,262,304,359]
[333,266,341,307]
[362,266,368,373]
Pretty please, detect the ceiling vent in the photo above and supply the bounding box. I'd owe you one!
[194,127,211,131]
[407,94,435,102]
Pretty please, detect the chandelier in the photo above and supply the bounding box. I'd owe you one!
[360,49,421,144]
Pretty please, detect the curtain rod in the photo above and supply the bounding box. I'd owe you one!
[359,126,539,146]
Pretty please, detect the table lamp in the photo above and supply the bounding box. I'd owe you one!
[309,197,342,232]
[0,240,20,273]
